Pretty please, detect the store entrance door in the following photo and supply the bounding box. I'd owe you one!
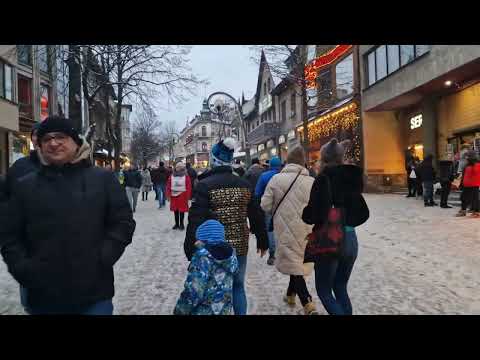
[408,144,424,161]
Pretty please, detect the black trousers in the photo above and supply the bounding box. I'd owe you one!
[440,181,451,206]
[142,191,149,201]
[416,178,423,196]
[174,211,185,226]
[461,187,479,212]
[286,275,312,307]
[407,178,417,196]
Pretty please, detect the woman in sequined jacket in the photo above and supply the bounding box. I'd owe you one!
[184,138,268,315]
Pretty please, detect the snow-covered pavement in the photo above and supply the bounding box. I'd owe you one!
[1,193,479,315]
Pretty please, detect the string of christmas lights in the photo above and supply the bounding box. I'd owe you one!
[298,103,362,164]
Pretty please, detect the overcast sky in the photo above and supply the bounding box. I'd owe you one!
[156,45,259,131]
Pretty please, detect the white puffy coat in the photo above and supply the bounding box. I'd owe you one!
[261,163,314,276]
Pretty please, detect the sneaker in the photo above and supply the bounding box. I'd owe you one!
[283,294,296,307]
[172,225,179,230]
[179,224,185,231]
[440,205,453,209]
[456,210,467,217]
[267,256,275,266]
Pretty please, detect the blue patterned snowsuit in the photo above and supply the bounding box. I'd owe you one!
[174,244,238,315]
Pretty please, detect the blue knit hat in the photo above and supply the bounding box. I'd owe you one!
[211,138,235,167]
[196,220,225,245]
[270,156,281,169]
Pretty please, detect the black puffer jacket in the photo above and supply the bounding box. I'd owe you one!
[150,166,170,184]
[302,165,369,228]
[184,166,268,261]
[1,160,136,309]
[124,169,143,188]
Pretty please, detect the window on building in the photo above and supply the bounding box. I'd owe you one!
[367,51,376,86]
[281,100,287,122]
[317,68,332,106]
[400,45,415,66]
[415,45,431,57]
[387,45,400,74]
[267,109,271,121]
[335,54,354,99]
[18,75,33,119]
[37,45,50,74]
[257,119,259,126]
[17,45,32,66]
[307,45,316,62]
[264,82,267,96]
[201,126,207,137]
[290,93,296,115]
[0,62,14,102]
[367,45,430,87]
[40,84,50,121]
[226,129,230,137]
[202,142,207,152]
[375,46,387,80]
[267,78,271,93]
[307,87,317,108]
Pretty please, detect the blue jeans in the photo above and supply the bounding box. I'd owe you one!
[233,255,248,315]
[314,229,358,315]
[264,214,276,257]
[25,299,114,315]
[156,183,166,207]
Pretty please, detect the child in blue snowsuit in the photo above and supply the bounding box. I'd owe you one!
[174,220,238,315]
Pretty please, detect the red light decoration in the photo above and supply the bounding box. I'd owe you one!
[305,45,353,89]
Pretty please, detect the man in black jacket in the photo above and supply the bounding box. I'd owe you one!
[186,162,198,196]
[150,162,170,208]
[417,154,437,207]
[185,138,268,315]
[124,166,143,212]
[1,116,136,315]
[438,159,454,208]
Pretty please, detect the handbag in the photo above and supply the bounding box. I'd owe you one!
[269,170,302,232]
[409,169,417,179]
[304,176,346,263]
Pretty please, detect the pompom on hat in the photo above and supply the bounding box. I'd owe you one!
[320,138,351,165]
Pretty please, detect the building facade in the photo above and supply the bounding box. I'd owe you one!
[0,45,58,176]
[359,45,480,190]
[297,45,362,167]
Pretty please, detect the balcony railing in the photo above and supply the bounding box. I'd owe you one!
[247,122,280,145]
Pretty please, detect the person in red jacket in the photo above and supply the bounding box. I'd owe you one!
[456,150,480,218]
[166,162,192,230]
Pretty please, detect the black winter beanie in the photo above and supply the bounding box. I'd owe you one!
[37,116,83,146]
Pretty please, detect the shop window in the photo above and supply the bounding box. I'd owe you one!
[400,45,415,66]
[335,54,354,99]
[0,62,14,101]
[387,45,400,74]
[18,75,33,119]
[17,45,32,66]
[375,46,387,80]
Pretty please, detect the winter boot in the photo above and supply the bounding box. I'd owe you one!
[267,255,275,266]
[456,210,467,217]
[283,294,296,307]
[303,302,319,315]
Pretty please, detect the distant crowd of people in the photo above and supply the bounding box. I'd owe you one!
[405,143,480,217]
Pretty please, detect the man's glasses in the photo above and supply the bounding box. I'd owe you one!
[40,133,69,145]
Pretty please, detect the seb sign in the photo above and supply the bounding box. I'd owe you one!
[410,114,423,130]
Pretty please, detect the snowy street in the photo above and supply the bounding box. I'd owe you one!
[1,193,479,315]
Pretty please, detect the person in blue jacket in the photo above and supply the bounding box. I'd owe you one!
[255,156,282,266]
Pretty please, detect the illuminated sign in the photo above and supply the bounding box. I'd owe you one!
[278,135,286,144]
[410,114,423,130]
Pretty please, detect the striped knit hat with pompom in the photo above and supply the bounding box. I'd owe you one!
[196,220,225,245]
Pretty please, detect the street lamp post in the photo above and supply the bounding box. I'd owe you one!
[168,132,180,166]
[206,91,252,167]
